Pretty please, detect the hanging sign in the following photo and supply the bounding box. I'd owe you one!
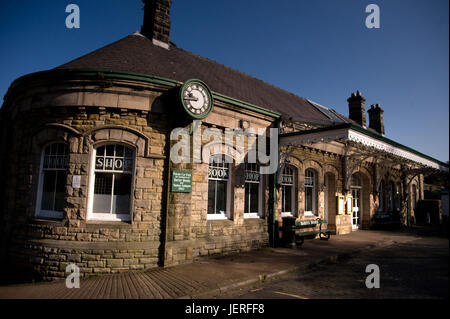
[171,171,192,193]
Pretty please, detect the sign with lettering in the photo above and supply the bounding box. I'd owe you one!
[208,167,229,180]
[95,157,133,172]
[281,175,293,185]
[171,171,192,193]
[245,171,260,182]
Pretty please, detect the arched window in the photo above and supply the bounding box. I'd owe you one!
[208,155,231,219]
[244,163,261,218]
[89,144,134,221]
[351,175,362,187]
[36,143,69,219]
[305,169,317,216]
[281,166,294,217]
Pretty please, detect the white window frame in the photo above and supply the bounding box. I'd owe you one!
[207,155,232,220]
[281,166,295,217]
[87,143,135,222]
[244,163,263,219]
[35,142,68,219]
[304,169,316,216]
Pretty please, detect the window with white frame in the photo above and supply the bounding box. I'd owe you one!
[89,144,134,221]
[281,166,294,217]
[244,163,261,218]
[207,155,231,219]
[304,169,316,216]
[36,143,68,219]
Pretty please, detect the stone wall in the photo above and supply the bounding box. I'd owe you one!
[0,72,427,282]
[164,119,272,267]
[0,74,275,281]
[0,77,170,281]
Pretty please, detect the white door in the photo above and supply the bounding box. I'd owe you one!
[351,188,361,230]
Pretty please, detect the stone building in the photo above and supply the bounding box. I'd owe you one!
[0,0,447,281]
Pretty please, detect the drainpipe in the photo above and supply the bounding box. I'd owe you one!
[271,118,281,247]
[343,142,349,192]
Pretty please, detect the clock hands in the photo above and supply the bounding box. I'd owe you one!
[184,92,199,102]
[184,97,199,101]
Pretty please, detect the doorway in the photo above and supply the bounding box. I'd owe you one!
[351,174,363,230]
[351,188,361,230]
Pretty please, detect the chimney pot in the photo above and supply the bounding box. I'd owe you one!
[141,0,172,49]
[347,91,367,127]
[368,103,385,135]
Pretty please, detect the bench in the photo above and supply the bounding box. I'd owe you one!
[290,218,332,247]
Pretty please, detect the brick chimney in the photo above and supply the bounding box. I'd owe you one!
[368,104,385,135]
[347,90,366,127]
[141,0,172,49]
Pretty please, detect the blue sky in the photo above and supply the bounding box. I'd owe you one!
[0,0,448,162]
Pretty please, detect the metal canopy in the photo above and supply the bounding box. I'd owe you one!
[280,124,448,172]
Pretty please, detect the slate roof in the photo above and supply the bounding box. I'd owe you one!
[56,32,340,125]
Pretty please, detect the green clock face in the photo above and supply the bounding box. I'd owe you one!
[180,79,214,119]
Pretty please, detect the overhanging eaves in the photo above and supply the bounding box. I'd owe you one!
[280,124,448,172]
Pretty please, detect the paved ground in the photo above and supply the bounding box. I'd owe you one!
[0,227,446,299]
[219,236,449,299]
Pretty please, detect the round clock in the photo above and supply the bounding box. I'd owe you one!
[179,79,214,119]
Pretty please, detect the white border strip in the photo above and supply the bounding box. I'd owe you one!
[280,128,447,172]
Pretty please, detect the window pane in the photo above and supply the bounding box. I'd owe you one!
[50,143,57,156]
[54,171,66,212]
[305,170,314,186]
[283,185,292,213]
[41,171,56,211]
[244,183,250,214]
[216,180,227,214]
[115,145,124,157]
[250,183,259,213]
[124,147,133,157]
[305,187,312,212]
[245,183,259,214]
[96,146,105,156]
[208,180,215,214]
[112,173,131,214]
[106,145,114,156]
[93,173,113,213]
